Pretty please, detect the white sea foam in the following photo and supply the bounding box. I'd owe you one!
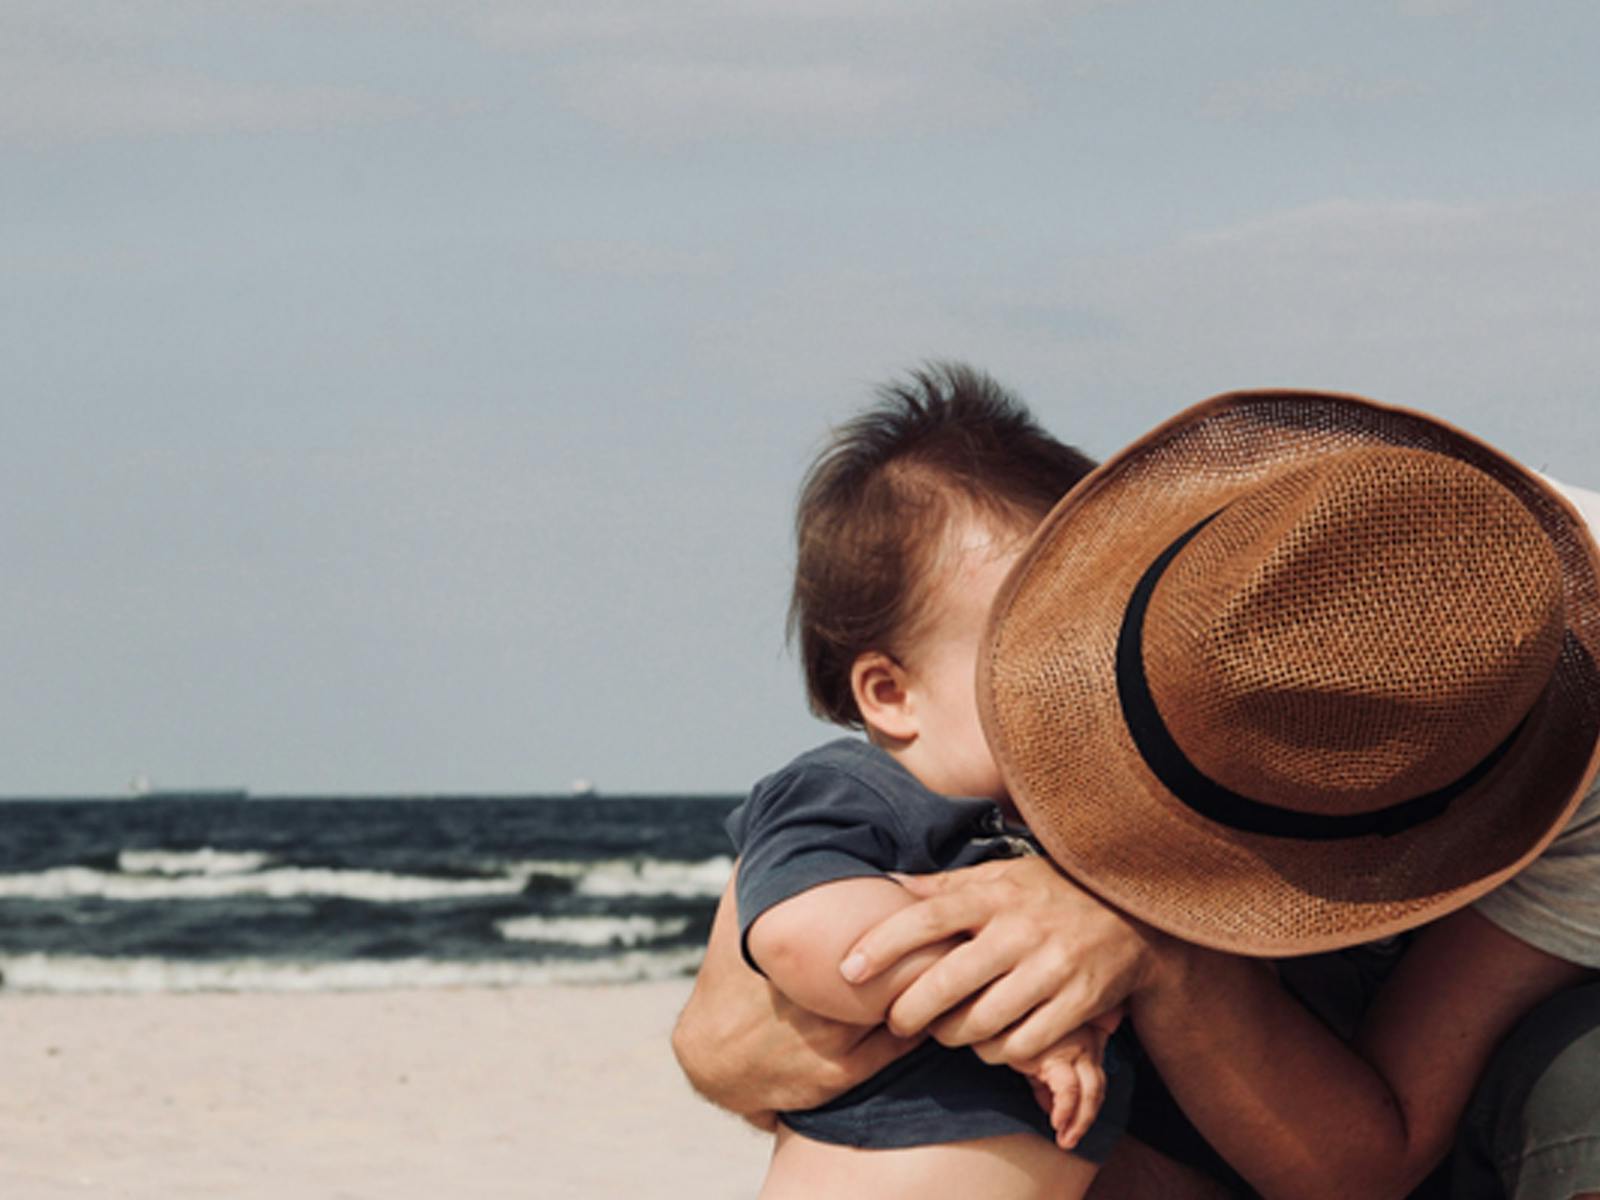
[495,914,691,947]
[0,866,530,903]
[566,855,733,899]
[117,848,272,877]
[0,854,731,905]
[0,949,706,994]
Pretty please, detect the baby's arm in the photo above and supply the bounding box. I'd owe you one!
[746,875,963,1026]
[1018,1007,1122,1150]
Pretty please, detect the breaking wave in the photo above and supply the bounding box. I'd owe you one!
[495,914,692,947]
[0,853,732,905]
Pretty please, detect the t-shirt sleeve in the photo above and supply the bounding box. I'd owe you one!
[727,761,904,968]
[1474,778,1600,968]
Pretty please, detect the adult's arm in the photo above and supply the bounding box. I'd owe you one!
[1136,908,1589,1198]
[842,856,1593,1200]
[670,870,919,1125]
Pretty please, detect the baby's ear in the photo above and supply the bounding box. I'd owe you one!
[850,651,918,744]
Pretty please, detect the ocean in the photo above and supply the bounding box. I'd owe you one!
[0,794,739,993]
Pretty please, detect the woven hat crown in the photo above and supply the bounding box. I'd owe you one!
[1145,448,1567,818]
[982,390,1600,954]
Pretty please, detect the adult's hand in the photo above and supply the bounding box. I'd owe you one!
[671,870,920,1125]
[839,855,1167,1064]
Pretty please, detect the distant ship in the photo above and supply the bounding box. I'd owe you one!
[128,775,249,801]
[570,778,597,798]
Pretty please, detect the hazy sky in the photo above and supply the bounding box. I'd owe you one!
[4,1,1598,795]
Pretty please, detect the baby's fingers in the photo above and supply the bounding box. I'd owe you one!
[1056,1062,1106,1151]
[1048,1074,1081,1143]
[1027,1075,1053,1116]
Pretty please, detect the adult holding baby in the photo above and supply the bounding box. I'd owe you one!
[675,390,1600,1199]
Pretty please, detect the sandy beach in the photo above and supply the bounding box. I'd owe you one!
[0,981,770,1199]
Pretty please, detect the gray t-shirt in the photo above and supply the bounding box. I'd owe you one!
[1473,478,1600,968]
[728,737,1034,961]
[726,737,1130,1160]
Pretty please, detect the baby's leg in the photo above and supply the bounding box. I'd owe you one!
[758,1124,1098,1200]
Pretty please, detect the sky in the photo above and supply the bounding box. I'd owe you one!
[4,1,1599,796]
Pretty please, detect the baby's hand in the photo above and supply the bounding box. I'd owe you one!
[1018,1020,1114,1152]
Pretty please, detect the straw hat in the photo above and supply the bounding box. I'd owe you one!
[980,390,1600,955]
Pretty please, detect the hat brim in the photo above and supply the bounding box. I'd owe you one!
[980,390,1600,955]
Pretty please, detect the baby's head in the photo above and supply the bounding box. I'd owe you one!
[790,364,1096,800]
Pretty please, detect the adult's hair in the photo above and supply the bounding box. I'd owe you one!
[791,362,1097,727]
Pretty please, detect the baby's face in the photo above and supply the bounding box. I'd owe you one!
[897,517,1025,804]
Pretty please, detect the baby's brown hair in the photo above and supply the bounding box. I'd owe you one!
[790,363,1097,727]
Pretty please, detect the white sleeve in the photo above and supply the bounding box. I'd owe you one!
[1474,778,1600,968]
[1472,475,1600,966]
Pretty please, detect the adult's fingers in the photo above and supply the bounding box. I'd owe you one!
[849,857,1078,986]
[891,868,958,898]
[840,884,992,985]
[970,987,1100,1066]
[925,943,1071,1046]
[876,896,1062,1036]
[876,934,1011,1036]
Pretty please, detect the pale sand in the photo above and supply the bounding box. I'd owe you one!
[0,982,771,1199]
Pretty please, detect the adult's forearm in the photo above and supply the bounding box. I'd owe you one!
[1130,944,1413,1200]
[671,874,780,1118]
[1132,910,1593,1200]
[671,1009,777,1130]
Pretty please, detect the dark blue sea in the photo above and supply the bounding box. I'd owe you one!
[0,794,739,993]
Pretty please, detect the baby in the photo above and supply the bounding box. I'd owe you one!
[726,365,1130,1199]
